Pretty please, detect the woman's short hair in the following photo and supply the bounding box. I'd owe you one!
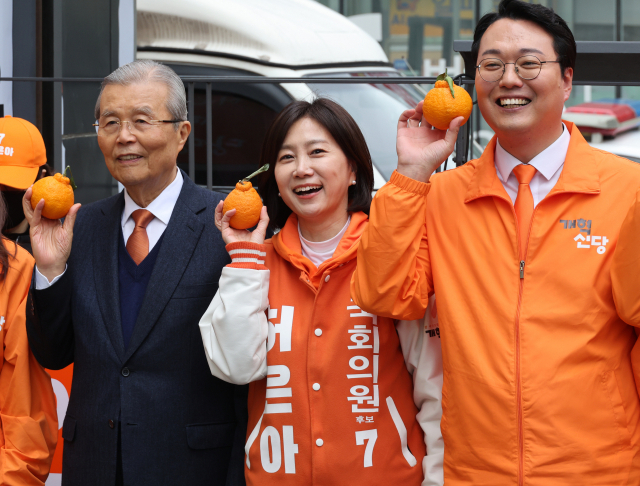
[259,98,374,231]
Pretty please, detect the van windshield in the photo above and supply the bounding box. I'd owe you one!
[306,72,425,180]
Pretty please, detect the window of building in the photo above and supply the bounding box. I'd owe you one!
[315,0,640,105]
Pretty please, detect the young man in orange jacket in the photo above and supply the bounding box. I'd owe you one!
[351,0,640,484]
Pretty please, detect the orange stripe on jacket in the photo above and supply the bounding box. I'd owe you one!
[226,241,268,270]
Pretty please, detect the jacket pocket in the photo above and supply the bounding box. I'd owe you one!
[172,283,216,300]
[186,422,236,450]
[602,370,633,451]
[62,415,77,442]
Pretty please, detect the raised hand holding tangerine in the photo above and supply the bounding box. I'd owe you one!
[423,70,473,131]
[30,166,77,220]
[222,164,269,229]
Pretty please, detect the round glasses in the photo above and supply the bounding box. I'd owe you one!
[476,55,561,83]
[93,118,183,137]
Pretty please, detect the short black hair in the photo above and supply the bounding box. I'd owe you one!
[258,98,374,231]
[472,0,576,76]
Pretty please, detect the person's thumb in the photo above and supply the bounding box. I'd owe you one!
[220,208,236,232]
[444,117,464,147]
[62,203,81,233]
[252,207,270,243]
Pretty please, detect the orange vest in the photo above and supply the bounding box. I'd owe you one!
[244,212,425,485]
[0,240,58,485]
[352,123,640,485]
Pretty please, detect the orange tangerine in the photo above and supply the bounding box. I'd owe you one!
[423,71,473,131]
[223,181,263,229]
[31,168,76,220]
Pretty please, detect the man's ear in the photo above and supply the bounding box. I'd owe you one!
[562,67,573,103]
[178,121,192,147]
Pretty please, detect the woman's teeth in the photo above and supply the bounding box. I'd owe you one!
[499,98,531,107]
[119,155,140,160]
[294,185,322,195]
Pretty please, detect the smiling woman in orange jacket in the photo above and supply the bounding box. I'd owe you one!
[0,194,57,485]
[199,99,445,485]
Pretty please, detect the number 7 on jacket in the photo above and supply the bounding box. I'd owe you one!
[355,429,378,467]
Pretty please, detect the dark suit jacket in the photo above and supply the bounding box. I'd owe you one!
[26,172,247,486]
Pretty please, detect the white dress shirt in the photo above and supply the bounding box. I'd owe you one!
[494,123,570,208]
[299,216,351,267]
[121,169,183,250]
[35,168,184,289]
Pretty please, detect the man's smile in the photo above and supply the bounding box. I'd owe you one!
[496,97,532,108]
[116,153,143,163]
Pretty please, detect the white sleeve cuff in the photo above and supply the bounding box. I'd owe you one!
[35,265,67,290]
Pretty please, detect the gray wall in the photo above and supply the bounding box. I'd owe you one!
[10,0,131,204]
[12,0,38,125]
[59,0,122,203]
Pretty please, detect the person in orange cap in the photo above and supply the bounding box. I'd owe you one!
[0,115,58,484]
[0,116,53,254]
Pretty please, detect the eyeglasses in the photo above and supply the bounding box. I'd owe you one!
[476,55,561,83]
[92,119,183,136]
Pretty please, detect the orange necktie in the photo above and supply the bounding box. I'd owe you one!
[126,209,155,265]
[512,164,537,259]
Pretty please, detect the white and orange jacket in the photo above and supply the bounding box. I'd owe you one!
[0,240,58,485]
[199,212,443,485]
[351,122,640,485]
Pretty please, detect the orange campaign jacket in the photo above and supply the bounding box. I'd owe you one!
[244,212,425,485]
[612,187,640,390]
[0,240,58,485]
[351,122,640,485]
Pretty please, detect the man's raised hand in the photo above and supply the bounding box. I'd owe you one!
[22,186,81,281]
[397,100,464,182]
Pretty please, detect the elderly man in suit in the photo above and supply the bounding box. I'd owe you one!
[23,60,247,486]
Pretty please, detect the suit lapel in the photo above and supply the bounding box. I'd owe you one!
[94,193,126,362]
[123,174,207,362]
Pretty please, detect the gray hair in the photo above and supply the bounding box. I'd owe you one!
[94,60,187,130]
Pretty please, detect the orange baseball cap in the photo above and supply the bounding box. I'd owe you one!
[0,115,47,190]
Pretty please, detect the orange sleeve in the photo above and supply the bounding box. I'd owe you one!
[0,254,58,485]
[612,188,640,328]
[225,241,268,270]
[351,170,434,320]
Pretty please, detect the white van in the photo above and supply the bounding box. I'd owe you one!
[136,0,427,190]
[589,130,640,163]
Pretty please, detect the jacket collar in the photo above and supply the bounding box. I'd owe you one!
[94,170,207,363]
[272,211,368,279]
[464,121,600,204]
[123,171,206,362]
[495,123,570,183]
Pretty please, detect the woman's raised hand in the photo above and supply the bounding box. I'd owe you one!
[22,186,81,282]
[215,201,269,246]
[396,99,463,183]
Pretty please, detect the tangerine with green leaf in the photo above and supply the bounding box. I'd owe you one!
[223,181,263,229]
[423,70,473,130]
[31,166,77,220]
[222,164,269,229]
